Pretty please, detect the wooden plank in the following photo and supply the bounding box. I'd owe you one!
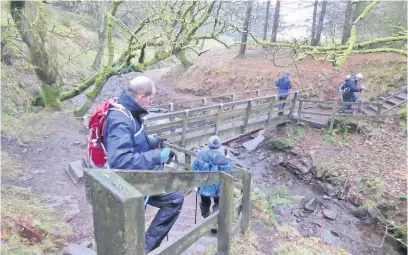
[242,100,253,133]
[232,213,243,239]
[164,142,196,157]
[145,120,183,134]
[288,92,298,119]
[300,99,380,105]
[181,110,189,147]
[300,110,332,117]
[233,196,243,211]
[113,170,237,196]
[218,172,234,255]
[240,171,251,233]
[150,211,218,255]
[215,104,224,135]
[233,182,243,190]
[87,170,145,255]
[147,111,185,122]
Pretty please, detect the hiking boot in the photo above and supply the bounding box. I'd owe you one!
[200,203,210,218]
[211,227,218,234]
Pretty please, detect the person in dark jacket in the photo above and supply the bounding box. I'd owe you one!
[103,76,184,253]
[276,72,292,115]
[192,136,232,233]
[340,73,365,112]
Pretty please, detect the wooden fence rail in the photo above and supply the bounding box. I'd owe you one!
[85,144,252,255]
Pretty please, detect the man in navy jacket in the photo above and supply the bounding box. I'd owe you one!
[103,76,184,253]
[340,73,365,111]
[276,72,292,115]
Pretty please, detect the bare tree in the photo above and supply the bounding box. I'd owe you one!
[271,0,280,42]
[312,0,327,46]
[311,1,318,44]
[263,0,271,42]
[238,1,253,55]
[341,1,354,44]
[92,2,111,70]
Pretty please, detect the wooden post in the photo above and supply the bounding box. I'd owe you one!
[376,102,383,122]
[242,100,253,133]
[267,96,276,126]
[297,99,303,123]
[202,98,207,106]
[184,153,191,170]
[256,90,261,97]
[231,93,236,101]
[218,172,234,255]
[169,103,174,112]
[240,171,251,233]
[329,102,337,133]
[181,110,189,147]
[215,104,224,135]
[288,92,298,119]
[319,83,324,101]
[88,171,145,255]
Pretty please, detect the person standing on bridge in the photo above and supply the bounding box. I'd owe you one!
[192,136,232,233]
[276,72,292,115]
[339,73,365,112]
[103,76,184,253]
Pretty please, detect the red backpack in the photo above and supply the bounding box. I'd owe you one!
[85,98,132,168]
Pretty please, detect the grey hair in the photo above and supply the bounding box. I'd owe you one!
[356,73,364,79]
[128,76,156,96]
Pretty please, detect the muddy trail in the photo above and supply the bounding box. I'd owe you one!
[220,128,405,255]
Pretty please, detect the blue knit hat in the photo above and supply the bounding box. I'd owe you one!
[284,72,291,77]
[208,136,222,149]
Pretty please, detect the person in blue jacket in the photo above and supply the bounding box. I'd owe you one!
[340,73,365,112]
[276,72,292,115]
[192,136,232,233]
[103,76,184,253]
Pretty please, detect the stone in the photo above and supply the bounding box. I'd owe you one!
[66,160,85,185]
[257,154,266,161]
[32,170,47,174]
[21,148,28,153]
[350,207,369,218]
[322,209,338,220]
[237,154,246,159]
[80,240,94,248]
[64,243,96,255]
[303,197,321,212]
[19,174,33,181]
[367,207,379,218]
[242,135,265,151]
[228,148,240,156]
[73,141,81,145]
[323,183,338,196]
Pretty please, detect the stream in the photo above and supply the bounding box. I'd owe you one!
[220,133,405,255]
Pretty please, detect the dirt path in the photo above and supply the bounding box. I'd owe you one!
[1,112,93,243]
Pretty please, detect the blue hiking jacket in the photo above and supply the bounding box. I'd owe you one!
[192,149,232,197]
[276,75,292,97]
[343,76,362,101]
[103,91,161,170]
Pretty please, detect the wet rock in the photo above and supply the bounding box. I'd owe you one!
[242,135,265,151]
[228,148,240,156]
[64,243,96,255]
[21,148,29,153]
[350,207,369,218]
[367,206,379,218]
[32,170,47,174]
[268,140,292,151]
[321,229,340,247]
[237,154,246,159]
[80,239,94,248]
[323,183,338,196]
[303,197,322,212]
[73,141,81,146]
[258,154,266,161]
[19,174,33,181]
[66,160,85,185]
[323,209,338,220]
[281,155,314,179]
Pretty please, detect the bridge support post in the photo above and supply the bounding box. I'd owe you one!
[181,110,189,147]
[241,170,251,233]
[329,102,338,133]
[242,100,253,133]
[256,90,261,97]
[231,93,236,101]
[184,153,191,170]
[87,171,145,255]
[267,96,276,126]
[215,104,224,135]
[376,102,383,122]
[169,103,174,112]
[218,172,234,255]
[288,92,298,119]
[297,99,303,123]
[202,98,207,106]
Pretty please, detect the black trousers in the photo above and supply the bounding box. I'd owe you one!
[200,195,219,218]
[145,191,184,252]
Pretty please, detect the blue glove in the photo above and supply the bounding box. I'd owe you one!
[160,148,175,164]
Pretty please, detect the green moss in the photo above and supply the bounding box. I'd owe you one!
[398,105,407,120]
[393,224,407,246]
[40,84,61,110]
[1,151,24,180]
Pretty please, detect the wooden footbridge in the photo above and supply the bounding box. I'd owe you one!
[84,86,406,255]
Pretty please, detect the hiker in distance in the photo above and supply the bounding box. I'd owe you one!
[276,72,292,115]
[103,76,184,253]
[192,136,232,233]
[339,73,365,113]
